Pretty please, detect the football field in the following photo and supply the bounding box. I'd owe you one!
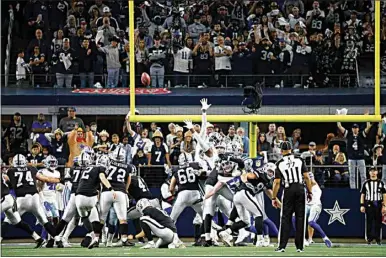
[1,241,385,257]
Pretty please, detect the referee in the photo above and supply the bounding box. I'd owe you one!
[272,141,313,252]
[360,166,386,245]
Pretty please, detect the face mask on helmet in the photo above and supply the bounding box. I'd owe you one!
[78,152,92,167]
[13,154,27,168]
[96,155,110,168]
[243,158,253,172]
[219,160,235,176]
[136,198,151,215]
[44,155,58,170]
[81,147,95,163]
[110,147,126,162]
[264,163,277,180]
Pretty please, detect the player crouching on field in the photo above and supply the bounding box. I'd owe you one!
[136,199,185,249]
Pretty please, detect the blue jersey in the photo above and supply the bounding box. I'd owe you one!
[226,176,242,194]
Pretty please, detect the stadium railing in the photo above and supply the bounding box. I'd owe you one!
[3,73,379,89]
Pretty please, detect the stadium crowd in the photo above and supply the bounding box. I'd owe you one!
[10,0,378,89]
[1,108,386,190]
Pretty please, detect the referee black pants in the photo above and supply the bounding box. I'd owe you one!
[365,201,383,242]
[279,183,306,250]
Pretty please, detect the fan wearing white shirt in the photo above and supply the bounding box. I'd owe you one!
[173,40,193,88]
[16,50,30,85]
[214,36,232,87]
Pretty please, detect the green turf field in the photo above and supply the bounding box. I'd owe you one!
[1,242,385,257]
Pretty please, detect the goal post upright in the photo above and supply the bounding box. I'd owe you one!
[375,0,381,116]
[129,0,136,116]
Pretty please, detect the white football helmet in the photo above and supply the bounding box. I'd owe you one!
[78,152,92,167]
[208,132,222,147]
[96,154,110,169]
[263,162,277,179]
[136,198,152,215]
[13,154,27,168]
[243,158,253,172]
[81,146,96,163]
[43,155,58,170]
[226,142,242,155]
[178,153,193,167]
[110,147,126,162]
[218,160,236,177]
[215,141,227,154]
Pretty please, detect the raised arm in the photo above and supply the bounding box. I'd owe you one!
[199,98,211,139]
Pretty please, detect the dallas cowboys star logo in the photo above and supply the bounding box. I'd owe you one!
[324,200,350,225]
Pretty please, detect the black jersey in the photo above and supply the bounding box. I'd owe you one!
[67,166,87,194]
[149,143,168,166]
[142,206,177,232]
[103,160,132,193]
[240,170,271,195]
[76,166,106,197]
[7,167,38,197]
[309,16,325,34]
[194,47,211,71]
[172,163,202,192]
[26,153,44,165]
[205,169,218,186]
[1,174,10,198]
[128,175,152,201]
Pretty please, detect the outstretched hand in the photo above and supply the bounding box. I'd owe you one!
[184,119,194,130]
[200,98,211,112]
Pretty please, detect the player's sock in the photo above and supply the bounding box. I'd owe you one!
[92,221,101,241]
[229,206,238,222]
[204,215,213,240]
[140,221,153,241]
[230,221,247,234]
[107,233,114,243]
[119,223,128,242]
[217,212,225,227]
[32,232,41,241]
[81,217,93,233]
[308,221,326,238]
[254,217,263,235]
[62,217,77,241]
[43,222,57,237]
[55,220,68,236]
[133,218,142,234]
[194,224,201,241]
[264,218,278,236]
[41,227,48,240]
[15,221,34,236]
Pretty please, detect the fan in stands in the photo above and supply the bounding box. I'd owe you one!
[141,72,151,87]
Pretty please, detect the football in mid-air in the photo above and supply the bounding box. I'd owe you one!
[141,72,151,86]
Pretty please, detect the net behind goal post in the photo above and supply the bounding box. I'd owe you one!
[127,1,382,157]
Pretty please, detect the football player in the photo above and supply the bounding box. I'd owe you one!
[37,155,62,247]
[99,147,135,247]
[136,199,185,249]
[4,155,58,242]
[1,160,45,248]
[217,159,273,247]
[169,156,206,246]
[305,172,332,247]
[74,152,114,249]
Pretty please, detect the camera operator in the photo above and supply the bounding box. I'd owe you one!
[163,7,187,35]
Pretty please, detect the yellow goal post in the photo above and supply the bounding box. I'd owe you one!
[128,1,382,158]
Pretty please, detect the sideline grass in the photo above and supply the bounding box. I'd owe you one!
[1,242,385,257]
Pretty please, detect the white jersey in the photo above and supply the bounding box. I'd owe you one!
[38,168,61,200]
[16,57,27,80]
[214,45,232,71]
[173,47,192,73]
[307,183,322,205]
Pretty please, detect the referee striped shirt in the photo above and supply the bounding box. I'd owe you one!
[361,179,386,202]
[275,154,308,188]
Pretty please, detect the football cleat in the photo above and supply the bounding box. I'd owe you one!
[56,240,64,248]
[275,247,285,252]
[324,238,332,248]
[81,236,92,248]
[45,239,55,248]
[140,241,156,249]
[297,249,304,252]
[219,231,233,247]
[122,241,135,247]
[62,240,71,248]
[203,240,213,247]
[35,238,45,248]
[263,235,271,247]
[304,239,309,247]
[88,238,98,249]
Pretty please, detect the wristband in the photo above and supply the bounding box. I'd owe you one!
[272,197,276,200]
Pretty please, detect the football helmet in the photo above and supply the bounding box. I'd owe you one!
[43,155,58,170]
[78,152,92,167]
[109,147,126,162]
[208,132,222,147]
[13,154,27,168]
[215,141,227,155]
[226,142,242,155]
[81,146,96,163]
[136,198,152,215]
[96,154,110,169]
[243,158,254,172]
[263,162,277,179]
[178,153,193,167]
[218,160,236,177]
